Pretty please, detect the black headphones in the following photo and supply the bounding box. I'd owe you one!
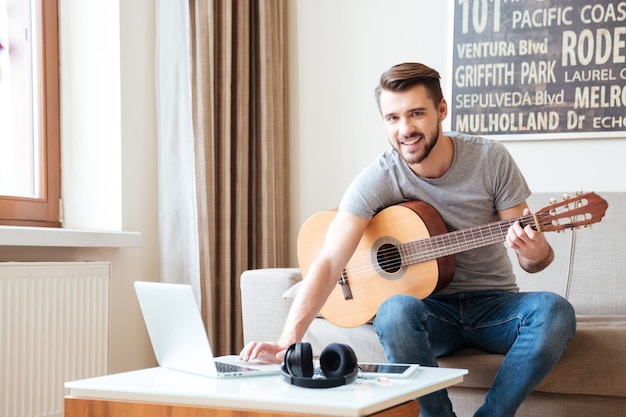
[280,342,358,388]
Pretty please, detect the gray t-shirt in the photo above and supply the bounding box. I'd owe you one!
[338,132,531,294]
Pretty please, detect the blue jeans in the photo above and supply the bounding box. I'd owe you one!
[373,291,576,417]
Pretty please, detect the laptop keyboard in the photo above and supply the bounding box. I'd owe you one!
[215,361,259,373]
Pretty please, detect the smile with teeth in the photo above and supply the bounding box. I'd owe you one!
[402,136,423,145]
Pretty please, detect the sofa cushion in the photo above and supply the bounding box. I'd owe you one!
[241,268,302,344]
[448,387,626,417]
[538,315,626,397]
[282,280,301,305]
[438,315,626,398]
[304,319,387,363]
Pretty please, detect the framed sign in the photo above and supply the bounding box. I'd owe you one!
[449,0,626,140]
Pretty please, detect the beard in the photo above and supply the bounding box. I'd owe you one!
[396,124,440,165]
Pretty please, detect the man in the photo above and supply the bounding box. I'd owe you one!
[240,62,576,417]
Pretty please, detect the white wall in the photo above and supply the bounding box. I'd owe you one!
[288,0,626,264]
[59,1,122,230]
[503,139,626,194]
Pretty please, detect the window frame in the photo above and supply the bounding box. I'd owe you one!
[0,0,61,228]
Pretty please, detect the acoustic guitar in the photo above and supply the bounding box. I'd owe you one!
[297,192,608,328]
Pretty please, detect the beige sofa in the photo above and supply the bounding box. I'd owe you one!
[241,192,626,417]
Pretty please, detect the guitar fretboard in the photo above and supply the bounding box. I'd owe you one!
[399,214,535,265]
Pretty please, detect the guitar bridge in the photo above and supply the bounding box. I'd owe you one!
[338,271,353,300]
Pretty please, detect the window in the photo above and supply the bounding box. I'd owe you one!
[0,0,60,227]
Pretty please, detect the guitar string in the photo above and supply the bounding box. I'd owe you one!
[398,213,556,269]
[396,209,590,268]
[327,213,552,283]
[401,214,533,264]
[323,195,599,282]
[336,216,536,282]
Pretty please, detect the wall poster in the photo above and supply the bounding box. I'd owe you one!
[450,0,626,140]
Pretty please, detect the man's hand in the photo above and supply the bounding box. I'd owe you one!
[239,341,287,364]
[506,208,554,273]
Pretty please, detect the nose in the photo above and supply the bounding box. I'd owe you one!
[398,117,415,138]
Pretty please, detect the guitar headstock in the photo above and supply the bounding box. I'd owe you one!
[534,191,608,233]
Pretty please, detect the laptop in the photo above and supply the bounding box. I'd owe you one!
[134,281,280,378]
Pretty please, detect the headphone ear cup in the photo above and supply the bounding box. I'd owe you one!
[319,343,357,379]
[285,342,314,378]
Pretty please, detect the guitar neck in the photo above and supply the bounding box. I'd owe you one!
[400,214,535,265]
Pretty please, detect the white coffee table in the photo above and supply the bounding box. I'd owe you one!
[65,366,467,417]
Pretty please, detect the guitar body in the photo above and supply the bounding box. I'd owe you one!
[297,201,455,328]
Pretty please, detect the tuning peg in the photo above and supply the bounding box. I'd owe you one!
[549,198,558,205]
[576,189,584,196]
[563,194,571,200]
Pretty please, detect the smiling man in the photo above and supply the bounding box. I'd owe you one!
[241,62,576,417]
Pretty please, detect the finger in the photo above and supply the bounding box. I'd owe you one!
[506,232,519,250]
[508,223,532,251]
[251,344,283,364]
[250,342,271,361]
[524,224,539,240]
[239,341,260,361]
[239,343,251,361]
[514,220,535,243]
[507,223,522,245]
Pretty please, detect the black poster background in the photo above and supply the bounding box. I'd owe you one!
[450,0,626,139]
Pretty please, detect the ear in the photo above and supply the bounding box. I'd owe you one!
[438,98,448,122]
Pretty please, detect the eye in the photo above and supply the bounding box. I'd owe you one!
[411,110,424,117]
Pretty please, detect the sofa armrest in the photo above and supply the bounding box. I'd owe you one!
[240,268,302,344]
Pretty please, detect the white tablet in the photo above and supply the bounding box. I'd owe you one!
[358,363,420,378]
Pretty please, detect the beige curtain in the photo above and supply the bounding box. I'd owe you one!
[189,0,290,356]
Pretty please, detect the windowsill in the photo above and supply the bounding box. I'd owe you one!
[0,225,142,248]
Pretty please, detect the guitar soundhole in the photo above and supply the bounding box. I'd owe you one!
[372,237,406,280]
[377,243,402,274]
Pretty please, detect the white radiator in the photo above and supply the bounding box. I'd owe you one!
[0,262,110,417]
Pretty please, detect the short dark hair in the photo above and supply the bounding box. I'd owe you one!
[374,63,443,110]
